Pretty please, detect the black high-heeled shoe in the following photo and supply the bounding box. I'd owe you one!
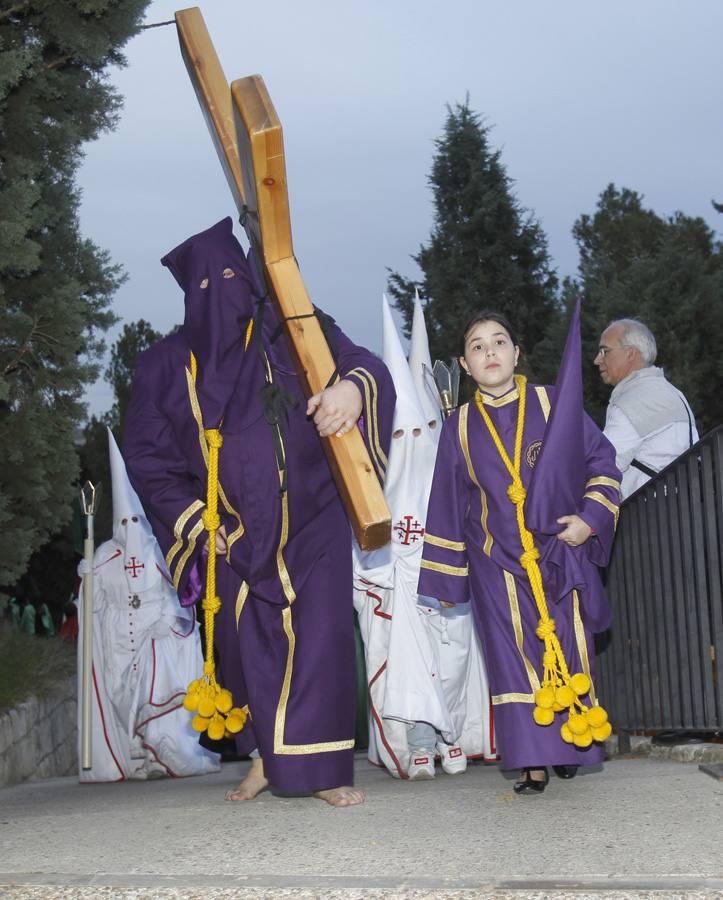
[553,765,579,779]
[513,767,549,794]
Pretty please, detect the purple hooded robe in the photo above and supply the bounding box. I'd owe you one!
[123,218,394,792]
[418,361,621,770]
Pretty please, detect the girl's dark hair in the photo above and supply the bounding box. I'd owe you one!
[460,310,519,356]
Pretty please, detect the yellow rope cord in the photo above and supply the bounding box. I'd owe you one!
[475,375,611,747]
[181,350,247,739]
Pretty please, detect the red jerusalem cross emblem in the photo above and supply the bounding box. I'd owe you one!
[124,556,145,578]
[394,515,425,545]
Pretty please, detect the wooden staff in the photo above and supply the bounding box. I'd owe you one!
[79,481,100,770]
[174,7,390,550]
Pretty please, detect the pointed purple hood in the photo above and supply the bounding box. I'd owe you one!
[525,298,586,532]
[161,218,258,428]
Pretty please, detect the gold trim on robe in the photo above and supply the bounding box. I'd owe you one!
[424,533,466,552]
[492,692,536,706]
[478,387,520,408]
[171,518,205,591]
[165,499,205,574]
[572,590,597,706]
[458,404,493,555]
[235,581,250,628]
[273,605,355,755]
[420,558,469,577]
[269,403,353,756]
[504,570,542,694]
[586,475,621,493]
[346,366,387,480]
[185,366,245,551]
[583,489,620,527]
[534,385,551,422]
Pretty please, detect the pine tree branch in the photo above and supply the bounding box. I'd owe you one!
[0,317,58,376]
[0,1,31,22]
[42,54,74,72]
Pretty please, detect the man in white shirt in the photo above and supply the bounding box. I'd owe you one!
[594,319,698,500]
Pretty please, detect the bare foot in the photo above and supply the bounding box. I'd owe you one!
[224,757,268,801]
[313,785,365,808]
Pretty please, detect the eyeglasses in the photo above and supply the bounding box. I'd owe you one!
[595,345,626,359]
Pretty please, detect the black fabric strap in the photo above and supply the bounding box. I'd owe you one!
[259,382,298,495]
[630,458,659,478]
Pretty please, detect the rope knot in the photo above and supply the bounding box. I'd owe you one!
[204,428,223,449]
[520,547,540,569]
[202,509,221,532]
[202,595,222,615]
[507,482,527,505]
[536,618,556,640]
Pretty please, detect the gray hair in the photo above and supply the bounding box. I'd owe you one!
[607,318,657,365]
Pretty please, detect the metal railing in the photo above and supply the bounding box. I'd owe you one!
[597,426,723,742]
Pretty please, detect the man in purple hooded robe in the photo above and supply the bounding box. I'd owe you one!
[123,218,394,806]
[418,305,621,787]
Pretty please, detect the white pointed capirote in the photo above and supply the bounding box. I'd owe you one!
[409,289,443,440]
[382,294,427,436]
[107,428,166,593]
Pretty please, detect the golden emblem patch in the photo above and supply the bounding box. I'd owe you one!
[526,440,542,469]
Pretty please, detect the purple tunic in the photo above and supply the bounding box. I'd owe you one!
[123,219,394,792]
[417,383,621,771]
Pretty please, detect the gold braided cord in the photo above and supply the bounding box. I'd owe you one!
[181,351,247,740]
[474,375,611,748]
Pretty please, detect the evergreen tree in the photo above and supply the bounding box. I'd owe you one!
[387,100,560,384]
[570,185,723,432]
[78,319,162,543]
[0,0,150,590]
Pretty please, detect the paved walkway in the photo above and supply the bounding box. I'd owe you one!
[0,755,721,898]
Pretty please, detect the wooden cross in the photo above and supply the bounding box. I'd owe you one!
[174,7,390,551]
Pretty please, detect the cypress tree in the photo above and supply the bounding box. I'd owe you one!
[387,100,560,383]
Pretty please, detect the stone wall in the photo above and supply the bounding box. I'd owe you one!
[0,675,77,788]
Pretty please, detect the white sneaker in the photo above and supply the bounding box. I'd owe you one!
[438,743,468,775]
[407,749,435,780]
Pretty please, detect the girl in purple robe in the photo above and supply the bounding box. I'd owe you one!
[418,311,620,794]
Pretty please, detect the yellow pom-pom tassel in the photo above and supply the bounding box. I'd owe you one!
[587,706,608,728]
[225,707,248,734]
[567,713,589,735]
[535,686,555,709]
[570,673,591,696]
[591,722,612,742]
[187,679,200,694]
[561,722,574,744]
[552,701,565,712]
[183,692,200,712]
[207,716,226,741]
[215,690,233,714]
[191,715,210,733]
[555,685,575,708]
[198,696,216,718]
[573,730,593,748]
[533,706,555,726]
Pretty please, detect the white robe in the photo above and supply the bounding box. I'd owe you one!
[78,540,219,782]
[353,299,494,777]
[355,553,496,776]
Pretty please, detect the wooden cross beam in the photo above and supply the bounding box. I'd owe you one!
[174,7,391,551]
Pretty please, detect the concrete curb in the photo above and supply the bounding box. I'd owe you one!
[605,733,723,763]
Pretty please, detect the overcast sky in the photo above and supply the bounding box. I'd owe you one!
[78,0,723,416]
